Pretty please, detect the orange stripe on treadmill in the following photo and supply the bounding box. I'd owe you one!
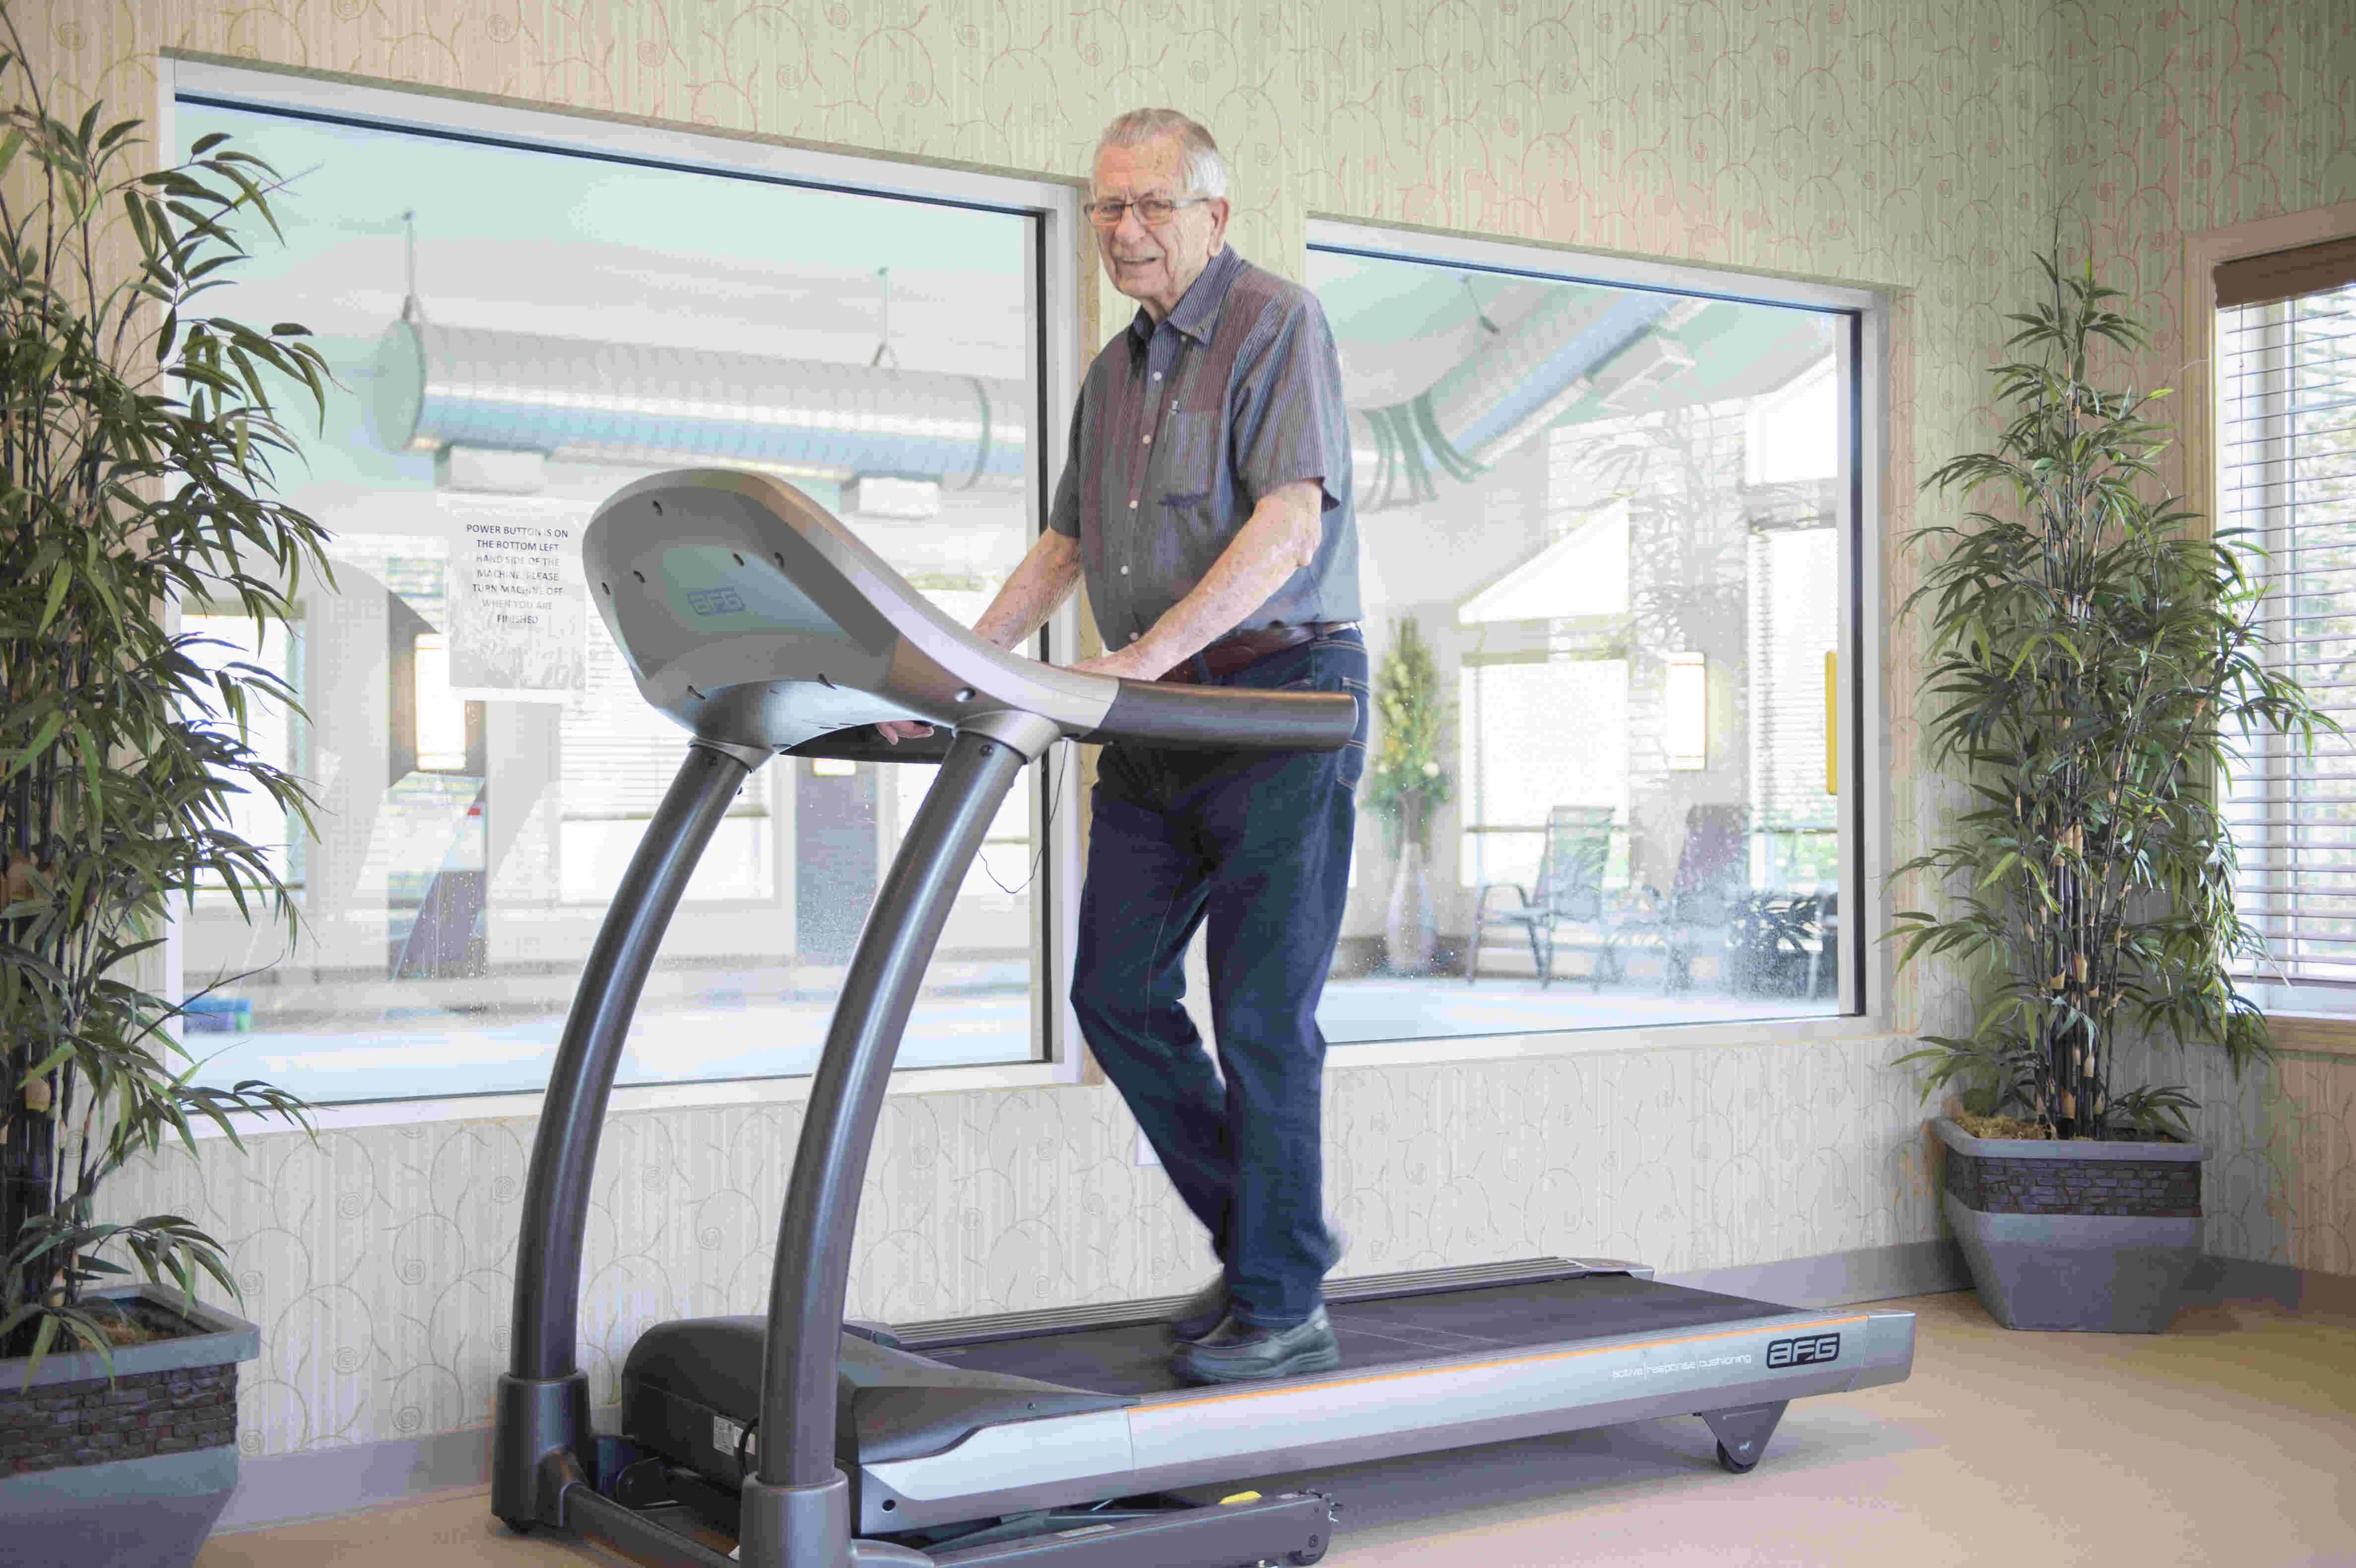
[1150,1313,1874,1411]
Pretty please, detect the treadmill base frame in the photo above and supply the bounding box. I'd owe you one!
[492,1372,593,1529]
[580,1451,1339,1568]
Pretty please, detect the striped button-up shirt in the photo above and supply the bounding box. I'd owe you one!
[1047,246,1360,647]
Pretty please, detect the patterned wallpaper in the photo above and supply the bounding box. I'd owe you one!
[2046,0,2356,1330]
[2052,0,2356,384]
[13,0,2353,1462]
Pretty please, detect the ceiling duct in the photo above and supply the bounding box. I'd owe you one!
[367,320,1029,492]
[1348,291,1680,512]
[372,289,1693,515]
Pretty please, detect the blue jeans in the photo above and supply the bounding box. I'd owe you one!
[1071,629,1369,1328]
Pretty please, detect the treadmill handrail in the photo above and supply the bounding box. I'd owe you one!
[589,470,1358,757]
[784,674,1358,765]
[1086,678,1356,750]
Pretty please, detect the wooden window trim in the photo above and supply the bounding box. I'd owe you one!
[2181,199,2356,546]
[2186,203,2356,1061]
[2256,1018,2356,1060]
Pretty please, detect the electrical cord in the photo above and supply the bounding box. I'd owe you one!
[980,739,1067,897]
[734,1416,759,1482]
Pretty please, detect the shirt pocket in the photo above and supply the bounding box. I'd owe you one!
[1156,409,1222,504]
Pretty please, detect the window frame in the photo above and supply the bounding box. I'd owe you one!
[157,55,1093,1131]
[153,63,1903,1138]
[2188,198,2356,1063]
[1307,218,1892,1045]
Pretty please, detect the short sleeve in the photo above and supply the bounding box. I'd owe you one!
[1231,294,1352,515]
[1047,390,1084,538]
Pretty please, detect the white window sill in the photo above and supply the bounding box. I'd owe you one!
[185,1011,1888,1138]
[1326,1009,1886,1068]
[184,1055,1081,1139]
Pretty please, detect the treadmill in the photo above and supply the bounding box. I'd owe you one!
[492,469,1917,1568]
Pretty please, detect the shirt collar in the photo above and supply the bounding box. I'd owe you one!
[1127,246,1243,348]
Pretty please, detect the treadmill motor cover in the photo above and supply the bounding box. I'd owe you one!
[622,1317,1136,1490]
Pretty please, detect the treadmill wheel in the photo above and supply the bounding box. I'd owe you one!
[1716,1440,1759,1475]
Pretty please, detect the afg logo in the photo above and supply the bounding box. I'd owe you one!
[1765,1333,1841,1369]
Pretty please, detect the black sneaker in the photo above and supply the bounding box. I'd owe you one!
[1171,1306,1342,1385]
[1169,1224,1357,1346]
[1167,1226,1349,1347]
[1168,1275,1229,1344]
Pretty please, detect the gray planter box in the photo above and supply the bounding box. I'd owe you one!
[1935,1115,2204,1334]
[0,1284,259,1568]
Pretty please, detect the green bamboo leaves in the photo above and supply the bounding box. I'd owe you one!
[1890,245,2330,1141]
[0,16,330,1378]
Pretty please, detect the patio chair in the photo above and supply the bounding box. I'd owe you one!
[1467,805,1622,989]
[1622,803,1752,993]
[1807,889,1840,999]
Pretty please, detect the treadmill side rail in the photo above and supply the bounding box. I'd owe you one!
[887,1256,1619,1351]
[1843,1307,1918,1390]
[1120,1308,1895,1484]
[858,1305,1911,1532]
[1565,1256,1656,1279]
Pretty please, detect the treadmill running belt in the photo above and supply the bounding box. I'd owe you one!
[912,1274,1798,1398]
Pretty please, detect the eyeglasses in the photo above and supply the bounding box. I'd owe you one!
[1084,195,1212,230]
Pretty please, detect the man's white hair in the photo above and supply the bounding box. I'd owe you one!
[1094,109,1229,200]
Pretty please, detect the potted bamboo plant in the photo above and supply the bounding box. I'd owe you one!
[0,19,328,1563]
[1890,244,2326,1334]
[1364,617,1453,974]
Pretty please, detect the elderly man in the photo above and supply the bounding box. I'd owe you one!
[880,108,1364,1384]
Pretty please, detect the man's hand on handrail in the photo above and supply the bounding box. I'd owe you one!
[874,641,1179,747]
[1067,644,1168,682]
[868,482,1319,746]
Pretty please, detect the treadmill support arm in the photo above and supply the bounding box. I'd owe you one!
[496,742,754,1525]
[751,730,1027,1505]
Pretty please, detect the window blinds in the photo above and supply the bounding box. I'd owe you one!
[2222,266,2356,984]
[1746,525,1839,835]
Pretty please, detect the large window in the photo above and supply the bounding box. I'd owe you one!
[1306,231,1870,1043]
[172,72,1882,1108]
[171,73,1074,1105]
[2221,236,2356,1012]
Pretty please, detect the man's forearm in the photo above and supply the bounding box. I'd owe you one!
[974,530,1083,651]
[1127,484,1322,675]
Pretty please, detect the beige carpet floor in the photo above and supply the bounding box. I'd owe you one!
[198,1289,2356,1568]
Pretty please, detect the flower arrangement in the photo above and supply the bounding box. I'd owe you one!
[1362,617,1453,856]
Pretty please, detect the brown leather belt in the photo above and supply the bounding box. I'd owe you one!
[1156,622,1358,683]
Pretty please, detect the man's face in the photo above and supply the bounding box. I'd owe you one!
[1091,136,1230,321]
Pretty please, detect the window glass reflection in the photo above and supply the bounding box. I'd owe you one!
[1310,250,1853,1039]
[173,101,1046,1102]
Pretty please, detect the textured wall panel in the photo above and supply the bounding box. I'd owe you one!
[17,0,2353,1462]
